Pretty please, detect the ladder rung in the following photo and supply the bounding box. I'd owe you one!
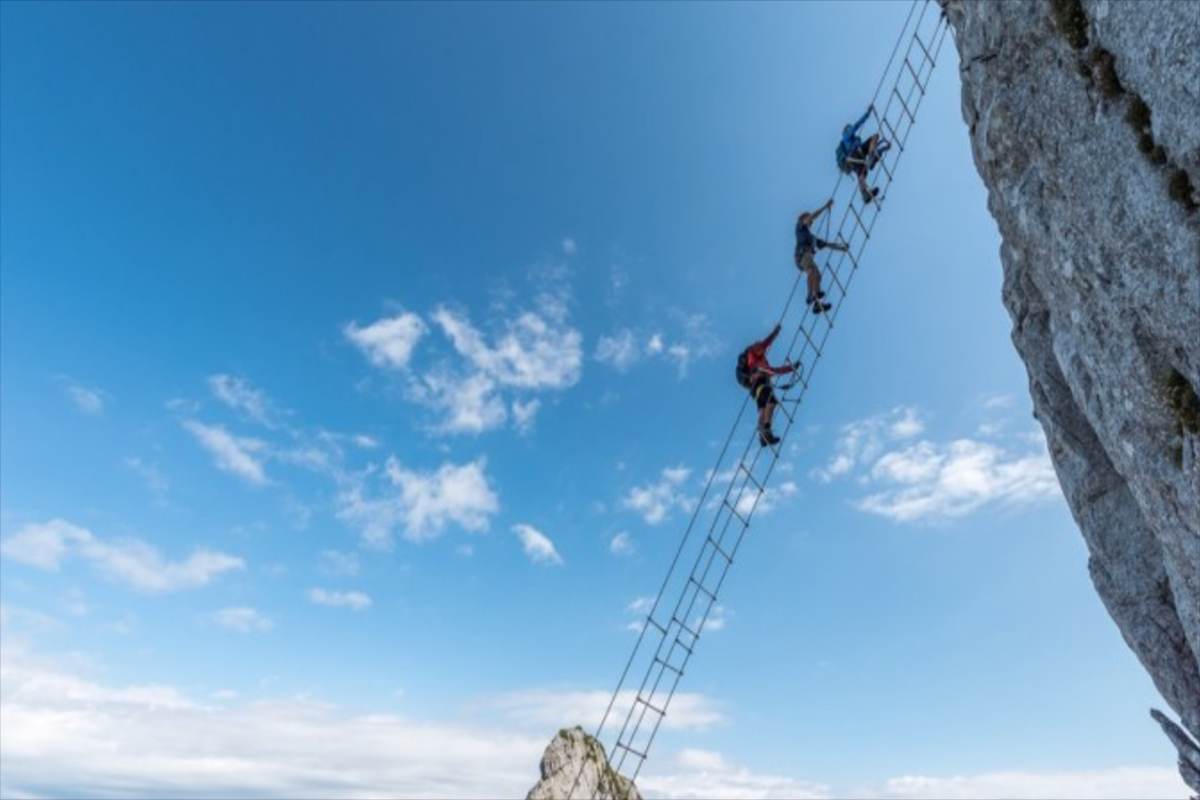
[849,203,870,240]
[635,695,667,717]
[893,86,915,123]
[645,616,668,636]
[912,30,934,67]
[672,615,702,643]
[723,498,751,529]
[616,742,648,761]
[738,463,765,493]
[653,655,684,678]
[706,534,735,566]
[881,115,904,153]
[688,576,718,603]
[903,57,926,95]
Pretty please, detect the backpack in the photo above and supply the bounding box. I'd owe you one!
[735,349,754,388]
[835,139,852,173]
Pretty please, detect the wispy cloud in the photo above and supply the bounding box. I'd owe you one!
[62,381,106,415]
[208,374,278,427]
[336,457,500,547]
[855,438,1060,522]
[814,407,1061,522]
[124,457,169,502]
[609,531,634,557]
[344,312,428,370]
[596,313,721,379]
[595,329,641,371]
[308,588,372,611]
[561,237,577,255]
[212,607,273,633]
[0,645,543,799]
[812,406,924,483]
[183,420,269,486]
[622,465,693,525]
[318,550,360,577]
[512,523,563,566]
[641,749,830,799]
[0,519,244,593]
[877,767,1186,799]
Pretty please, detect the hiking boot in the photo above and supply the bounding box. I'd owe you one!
[817,290,826,299]
[763,430,782,446]
[805,293,815,304]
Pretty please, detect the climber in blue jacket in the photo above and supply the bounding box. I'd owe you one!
[836,105,891,204]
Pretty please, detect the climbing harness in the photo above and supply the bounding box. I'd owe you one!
[567,2,951,796]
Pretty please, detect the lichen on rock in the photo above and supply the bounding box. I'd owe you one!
[941,0,1200,793]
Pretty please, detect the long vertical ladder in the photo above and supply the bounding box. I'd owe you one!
[570,3,952,796]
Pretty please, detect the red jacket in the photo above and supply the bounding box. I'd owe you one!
[744,324,794,378]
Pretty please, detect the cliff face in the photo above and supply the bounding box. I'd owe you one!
[942,0,1200,792]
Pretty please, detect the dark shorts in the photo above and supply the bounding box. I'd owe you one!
[751,378,776,409]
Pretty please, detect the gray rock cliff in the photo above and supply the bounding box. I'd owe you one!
[942,0,1200,793]
[527,726,641,800]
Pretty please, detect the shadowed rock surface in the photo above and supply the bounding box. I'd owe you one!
[942,0,1199,793]
[527,726,641,800]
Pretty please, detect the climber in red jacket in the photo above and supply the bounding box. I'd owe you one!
[735,323,797,447]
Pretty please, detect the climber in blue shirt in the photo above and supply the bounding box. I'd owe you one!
[836,104,891,204]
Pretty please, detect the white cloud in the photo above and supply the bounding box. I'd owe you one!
[622,465,693,525]
[609,532,634,557]
[183,420,268,486]
[596,329,641,371]
[641,749,831,799]
[431,304,582,391]
[352,434,379,449]
[336,457,500,547]
[409,370,508,434]
[876,767,1186,799]
[812,406,923,483]
[0,645,544,799]
[212,607,273,633]
[397,299,581,434]
[208,374,277,427]
[981,393,1015,410]
[513,523,563,566]
[600,315,719,378]
[561,237,577,255]
[318,550,360,577]
[65,383,105,415]
[344,312,427,370]
[696,604,729,634]
[888,407,924,439]
[308,588,372,611]
[815,407,1062,522]
[0,519,244,593]
[856,439,1060,522]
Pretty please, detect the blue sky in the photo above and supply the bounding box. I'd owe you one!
[0,2,1187,798]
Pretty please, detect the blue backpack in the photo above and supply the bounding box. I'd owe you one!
[835,140,852,173]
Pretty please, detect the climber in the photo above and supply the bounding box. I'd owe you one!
[836,104,891,204]
[735,323,797,447]
[795,199,849,314]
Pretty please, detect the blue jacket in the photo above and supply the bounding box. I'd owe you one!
[840,107,871,153]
